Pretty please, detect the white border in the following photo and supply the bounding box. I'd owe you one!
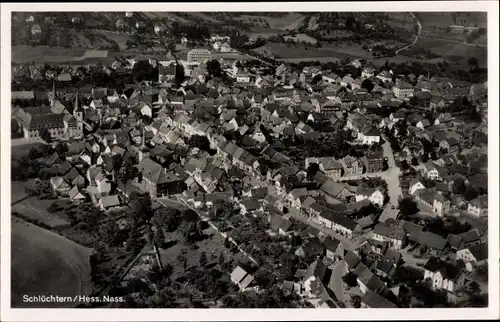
[1,2,499,321]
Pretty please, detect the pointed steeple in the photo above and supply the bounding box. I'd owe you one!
[52,79,56,101]
[74,89,80,111]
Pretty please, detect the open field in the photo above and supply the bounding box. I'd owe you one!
[97,30,134,49]
[236,13,305,31]
[11,181,73,228]
[284,33,318,44]
[412,37,487,67]
[11,217,93,308]
[258,42,373,60]
[11,140,47,158]
[12,45,85,63]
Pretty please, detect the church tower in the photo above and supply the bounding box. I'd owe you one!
[73,90,83,121]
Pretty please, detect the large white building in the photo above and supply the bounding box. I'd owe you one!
[187,49,212,64]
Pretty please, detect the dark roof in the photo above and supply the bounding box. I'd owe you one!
[361,289,396,308]
[423,257,462,280]
[300,238,324,258]
[411,231,447,251]
[322,237,341,252]
[466,244,488,262]
[458,229,482,244]
[344,251,360,269]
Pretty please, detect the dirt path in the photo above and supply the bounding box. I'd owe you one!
[395,12,422,55]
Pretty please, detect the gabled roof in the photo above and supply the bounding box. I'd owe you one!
[463,243,488,261]
[362,289,396,308]
[423,257,462,280]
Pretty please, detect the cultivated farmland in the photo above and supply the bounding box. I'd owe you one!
[11,218,93,308]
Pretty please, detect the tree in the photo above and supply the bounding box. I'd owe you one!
[467,57,478,70]
[361,78,374,93]
[342,272,358,288]
[398,197,419,218]
[175,60,185,86]
[206,59,222,77]
[153,228,166,248]
[351,295,361,308]
[98,220,123,247]
[306,163,320,180]
[199,251,208,267]
[218,251,225,266]
[167,42,176,52]
[451,177,466,195]
[39,128,52,143]
[463,186,479,201]
[11,119,20,136]
[132,60,157,82]
[152,207,182,233]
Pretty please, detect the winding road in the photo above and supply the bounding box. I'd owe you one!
[395,12,422,55]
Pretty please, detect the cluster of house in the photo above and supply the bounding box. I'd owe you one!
[11,48,488,307]
[272,216,486,307]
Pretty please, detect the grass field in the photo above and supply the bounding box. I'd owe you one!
[11,141,47,159]
[11,218,93,308]
[11,180,73,228]
[12,46,86,63]
[259,42,373,60]
[237,13,305,31]
[97,30,134,50]
[412,37,487,67]
[284,33,318,44]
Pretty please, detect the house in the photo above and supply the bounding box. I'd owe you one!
[240,199,263,215]
[269,213,293,235]
[439,138,460,153]
[372,222,406,250]
[98,195,121,211]
[362,153,386,173]
[341,156,364,175]
[416,119,431,130]
[392,82,414,99]
[295,238,324,259]
[422,161,445,181]
[68,185,86,202]
[361,289,396,308]
[456,244,488,272]
[355,187,384,207]
[410,231,449,256]
[322,237,344,260]
[353,263,386,294]
[230,266,255,291]
[340,75,354,88]
[358,127,381,145]
[138,158,184,198]
[409,179,426,195]
[414,189,451,216]
[50,177,71,194]
[458,229,483,247]
[467,195,488,217]
[301,259,330,298]
[361,67,376,79]
[423,257,465,293]
[376,70,392,83]
[317,209,362,239]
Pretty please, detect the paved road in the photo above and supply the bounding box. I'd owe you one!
[330,259,348,304]
[331,142,402,222]
[395,12,422,55]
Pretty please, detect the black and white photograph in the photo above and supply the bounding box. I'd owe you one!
[1,2,499,321]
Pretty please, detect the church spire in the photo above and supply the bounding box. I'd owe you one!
[74,89,80,111]
[52,79,56,100]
